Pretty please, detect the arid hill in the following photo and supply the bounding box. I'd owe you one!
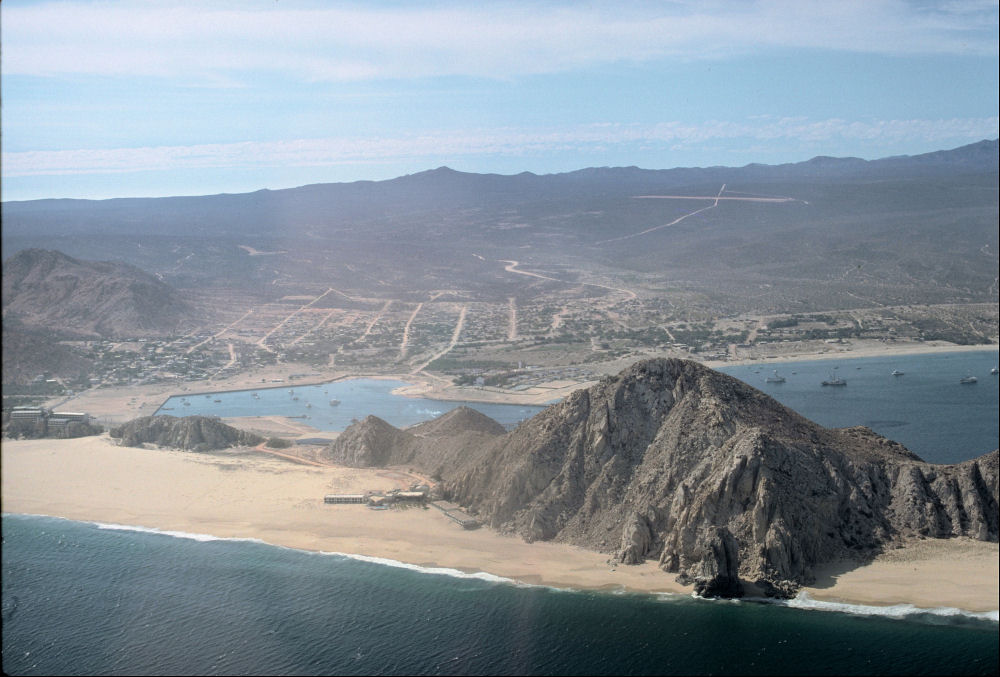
[326,359,998,598]
[322,406,506,478]
[442,359,998,597]
[110,415,262,451]
[2,249,197,338]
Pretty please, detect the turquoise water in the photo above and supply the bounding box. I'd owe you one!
[156,378,544,431]
[719,349,999,464]
[2,515,997,676]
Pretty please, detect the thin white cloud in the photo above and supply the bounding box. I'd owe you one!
[2,1,997,82]
[4,117,997,177]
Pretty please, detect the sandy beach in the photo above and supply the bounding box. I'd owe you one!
[3,436,996,612]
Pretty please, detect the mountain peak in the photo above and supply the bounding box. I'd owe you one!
[441,358,997,598]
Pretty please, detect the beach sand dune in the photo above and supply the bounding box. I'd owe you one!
[2,436,996,611]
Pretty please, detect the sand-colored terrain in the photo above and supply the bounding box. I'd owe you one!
[3,436,997,612]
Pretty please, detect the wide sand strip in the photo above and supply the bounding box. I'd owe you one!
[2,437,997,612]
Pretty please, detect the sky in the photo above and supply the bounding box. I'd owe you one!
[2,0,998,201]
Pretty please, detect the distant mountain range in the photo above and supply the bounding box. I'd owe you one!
[3,140,996,238]
[2,248,197,338]
[2,139,996,313]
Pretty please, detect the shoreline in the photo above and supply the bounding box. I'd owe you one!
[2,436,996,615]
[6,510,997,623]
[49,342,999,425]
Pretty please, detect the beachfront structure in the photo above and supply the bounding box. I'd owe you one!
[430,500,481,529]
[51,411,92,424]
[324,494,367,504]
[442,510,480,529]
[10,406,50,421]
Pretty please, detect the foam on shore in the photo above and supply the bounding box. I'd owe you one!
[762,591,998,625]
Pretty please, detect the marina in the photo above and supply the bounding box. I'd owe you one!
[155,377,544,432]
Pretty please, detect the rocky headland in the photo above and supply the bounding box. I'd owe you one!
[325,358,999,598]
[110,415,263,451]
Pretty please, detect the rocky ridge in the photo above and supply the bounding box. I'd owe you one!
[110,415,263,451]
[433,359,998,597]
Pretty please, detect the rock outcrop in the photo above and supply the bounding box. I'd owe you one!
[436,359,999,598]
[321,407,506,478]
[110,415,262,451]
[323,415,417,467]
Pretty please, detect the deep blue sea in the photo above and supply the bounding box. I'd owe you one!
[4,350,999,676]
[2,515,997,676]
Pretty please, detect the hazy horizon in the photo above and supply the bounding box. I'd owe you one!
[2,0,998,201]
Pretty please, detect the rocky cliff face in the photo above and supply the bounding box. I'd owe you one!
[439,359,999,598]
[110,415,262,451]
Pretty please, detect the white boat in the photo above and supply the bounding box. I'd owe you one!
[329,399,341,406]
[991,367,998,375]
[891,369,904,376]
[822,371,846,386]
[960,373,978,384]
[765,370,786,383]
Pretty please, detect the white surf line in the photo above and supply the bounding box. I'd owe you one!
[399,302,424,359]
[597,184,725,245]
[359,300,392,342]
[257,288,335,350]
[508,297,519,340]
[410,304,468,375]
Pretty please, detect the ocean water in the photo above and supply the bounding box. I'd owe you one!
[719,349,999,463]
[156,378,544,431]
[2,515,997,677]
[5,350,999,675]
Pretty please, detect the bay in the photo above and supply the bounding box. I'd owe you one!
[719,349,999,464]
